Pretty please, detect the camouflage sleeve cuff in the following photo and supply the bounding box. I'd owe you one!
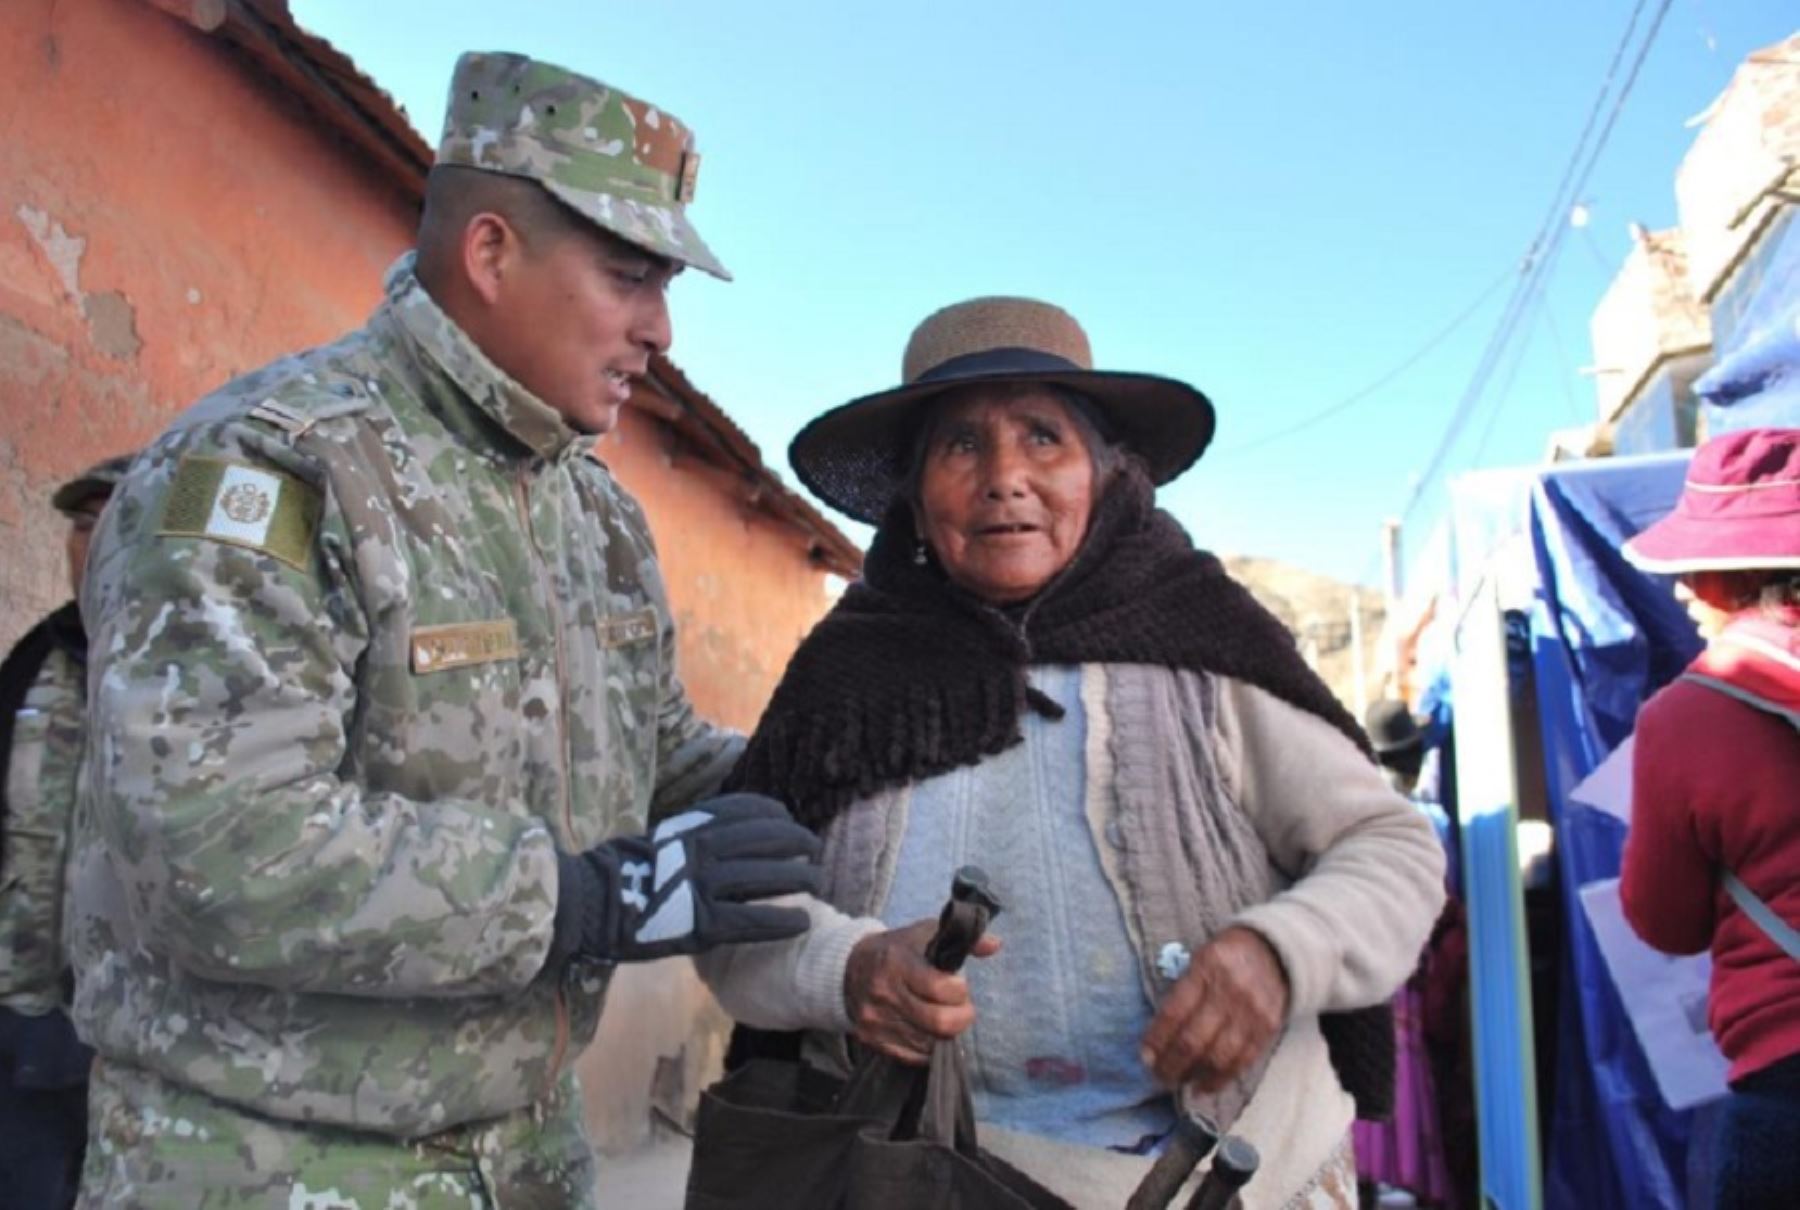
[546,851,611,974]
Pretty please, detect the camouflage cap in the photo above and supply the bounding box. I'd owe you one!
[437,51,730,280]
[52,452,134,516]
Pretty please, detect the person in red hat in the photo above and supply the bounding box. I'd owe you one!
[1619,427,1800,1210]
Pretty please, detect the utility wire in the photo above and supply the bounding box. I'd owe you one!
[1520,0,1653,285]
[1471,293,1549,466]
[1538,298,1586,423]
[1401,0,1674,520]
[1578,223,1618,275]
[1404,242,1558,515]
[1469,0,1677,464]
[1569,0,1677,203]
[1219,267,1512,457]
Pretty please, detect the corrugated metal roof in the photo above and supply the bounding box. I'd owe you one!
[143,0,861,576]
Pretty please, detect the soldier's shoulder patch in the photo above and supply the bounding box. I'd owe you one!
[157,455,322,570]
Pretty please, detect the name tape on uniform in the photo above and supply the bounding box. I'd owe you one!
[411,620,521,674]
[159,456,321,569]
[599,608,658,649]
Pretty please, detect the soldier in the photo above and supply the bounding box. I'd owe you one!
[71,53,820,1207]
[0,455,130,1209]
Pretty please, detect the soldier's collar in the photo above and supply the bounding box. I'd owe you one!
[382,253,581,463]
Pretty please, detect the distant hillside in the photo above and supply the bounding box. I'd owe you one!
[1221,555,1386,715]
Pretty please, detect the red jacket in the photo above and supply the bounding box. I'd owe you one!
[1620,612,1800,1084]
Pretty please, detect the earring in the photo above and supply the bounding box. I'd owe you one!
[912,540,928,566]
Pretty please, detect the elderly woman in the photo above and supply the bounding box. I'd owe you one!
[698,298,1445,1209]
[1620,428,1800,1210]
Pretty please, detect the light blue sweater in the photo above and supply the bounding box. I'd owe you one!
[879,665,1174,1150]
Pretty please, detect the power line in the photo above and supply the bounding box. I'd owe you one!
[1522,0,1654,282]
[1538,298,1586,424]
[1411,0,1677,504]
[1571,1,1677,199]
[1471,290,1550,466]
[1578,222,1618,275]
[1403,243,1558,516]
[1218,267,1512,457]
[1469,265,1585,470]
[1400,0,1674,521]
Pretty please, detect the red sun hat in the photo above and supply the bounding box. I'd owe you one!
[1624,427,1800,574]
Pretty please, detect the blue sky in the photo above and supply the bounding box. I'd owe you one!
[290,0,1795,584]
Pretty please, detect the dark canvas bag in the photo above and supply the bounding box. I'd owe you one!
[685,1044,1069,1210]
[684,870,1072,1210]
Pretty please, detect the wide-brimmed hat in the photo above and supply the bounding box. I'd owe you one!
[789,297,1215,524]
[1623,427,1800,574]
[1364,699,1425,757]
[51,453,134,516]
[437,52,729,280]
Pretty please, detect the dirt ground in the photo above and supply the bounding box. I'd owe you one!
[595,1136,695,1207]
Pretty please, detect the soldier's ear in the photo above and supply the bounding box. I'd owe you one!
[460,210,520,307]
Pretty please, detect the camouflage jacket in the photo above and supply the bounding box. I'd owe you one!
[72,255,741,1137]
[0,620,85,1016]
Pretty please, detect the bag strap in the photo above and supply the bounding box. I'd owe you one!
[1679,671,1800,730]
[1722,870,1800,964]
[836,866,1001,1147]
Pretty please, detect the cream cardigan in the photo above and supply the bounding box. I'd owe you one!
[698,667,1445,1209]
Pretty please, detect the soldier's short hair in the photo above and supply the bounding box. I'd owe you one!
[416,164,590,269]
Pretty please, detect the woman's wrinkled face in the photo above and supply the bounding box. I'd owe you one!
[915,386,1096,604]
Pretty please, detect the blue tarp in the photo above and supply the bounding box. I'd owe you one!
[1428,202,1794,1207]
[1524,453,1703,1210]
[1427,453,1706,1208]
[1699,204,1800,435]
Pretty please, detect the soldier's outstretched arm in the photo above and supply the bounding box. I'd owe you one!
[83,425,558,999]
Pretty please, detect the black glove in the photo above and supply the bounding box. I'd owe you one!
[548,793,823,967]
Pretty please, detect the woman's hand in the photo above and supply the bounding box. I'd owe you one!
[1140,926,1289,1091]
[844,919,1002,1065]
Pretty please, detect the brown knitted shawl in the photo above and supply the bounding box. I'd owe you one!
[727,465,1396,1118]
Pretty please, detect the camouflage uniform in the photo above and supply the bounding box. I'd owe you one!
[1,454,133,1018]
[71,54,738,1209]
[0,636,85,1019]
[1,455,130,1206]
[0,618,93,1207]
